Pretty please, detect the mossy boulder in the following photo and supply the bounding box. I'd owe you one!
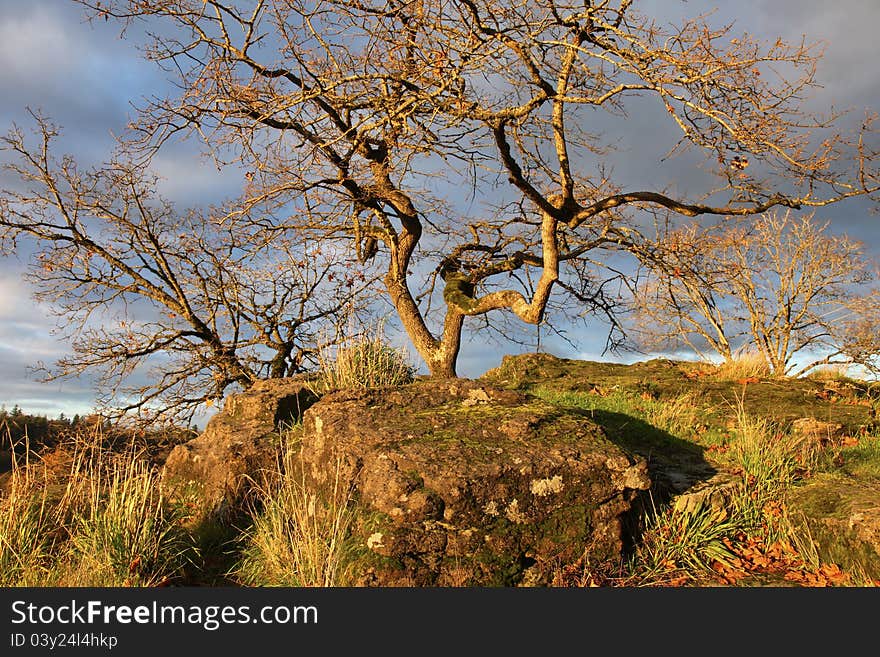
[297,379,650,586]
[482,352,878,435]
[788,473,880,580]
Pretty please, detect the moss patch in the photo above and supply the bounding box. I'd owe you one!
[788,473,880,579]
[482,353,877,435]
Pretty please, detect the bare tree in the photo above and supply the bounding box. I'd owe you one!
[631,212,880,377]
[50,1,880,377]
[838,289,880,377]
[630,222,740,362]
[0,117,374,424]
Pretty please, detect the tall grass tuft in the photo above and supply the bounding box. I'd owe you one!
[314,324,414,392]
[60,443,193,586]
[0,440,59,586]
[626,396,821,584]
[728,403,800,493]
[712,348,772,381]
[805,362,854,382]
[630,497,742,585]
[640,392,707,438]
[0,427,193,586]
[234,431,356,587]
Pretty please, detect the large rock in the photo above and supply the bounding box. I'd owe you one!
[788,473,880,580]
[162,377,319,514]
[298,379,650,586]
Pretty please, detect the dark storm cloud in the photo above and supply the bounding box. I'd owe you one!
[718,1,880,246]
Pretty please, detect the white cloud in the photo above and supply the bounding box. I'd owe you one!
[0,275,46,323]
[0,269,92,415]
[0,7,78,79]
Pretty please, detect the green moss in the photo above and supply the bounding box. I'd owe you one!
[788,474,880,579]
[483,353,877,437]
[393,401,613,455]
[442,272,478,312]
[829,436,880,480]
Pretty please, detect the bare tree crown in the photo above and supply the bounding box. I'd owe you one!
[0,116,374,423]
[632,212,880,377]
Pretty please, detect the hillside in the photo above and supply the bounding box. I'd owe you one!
[482,353,880,584]
[2,353,879,587]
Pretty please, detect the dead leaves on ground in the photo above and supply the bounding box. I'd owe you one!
[555,535,869,588]
[783,563,851,587]
[709,531,852,587]
[682,368,713,381]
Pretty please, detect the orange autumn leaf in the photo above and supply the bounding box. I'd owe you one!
[818,564,849,585]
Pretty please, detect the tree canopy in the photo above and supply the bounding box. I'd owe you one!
[0,116,373,423]
[74,0,878,377]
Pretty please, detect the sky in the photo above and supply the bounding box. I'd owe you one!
[0,0,878,420]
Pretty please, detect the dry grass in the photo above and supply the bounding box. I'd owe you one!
[59,442,192,586]
[728,401,801,492]
[624,395,838,585]
[627,496,742,585]
[233,430,357,587]
[313,324,414,392]
[0,443,59,586]
[0,427,193,586]
[805,362,854,382]
[712,349,773,381]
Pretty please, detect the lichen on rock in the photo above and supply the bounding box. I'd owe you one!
[295,379,651,586]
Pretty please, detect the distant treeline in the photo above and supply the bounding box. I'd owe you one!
[0,406,102,447]
[0,405,196,451]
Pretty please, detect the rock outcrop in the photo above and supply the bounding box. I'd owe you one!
[297,379,650,586]
[162,377,319,513]
[788,473,880,580]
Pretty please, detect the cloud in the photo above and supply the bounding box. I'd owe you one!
[0,268,97,416]
[0,375,97,418]
[0,6,76,75]
[0,275,44,322]
[0,1,162,162]
[752,0,880,98]
[149,150,247,208]
[0,274,61,353]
